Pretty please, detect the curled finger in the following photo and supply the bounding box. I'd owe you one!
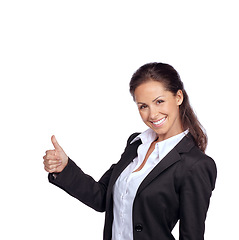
[45,150,56,155]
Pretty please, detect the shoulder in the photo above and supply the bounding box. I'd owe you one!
[178,146,217,190]
[188,148,217,179]
[126,132,141,145]
[186,146,216,171]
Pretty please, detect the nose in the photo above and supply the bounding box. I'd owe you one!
[149,107,159,120]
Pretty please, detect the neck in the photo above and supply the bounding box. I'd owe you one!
[156,128,184,142]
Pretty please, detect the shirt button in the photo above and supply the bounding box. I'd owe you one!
[135,224,143,232]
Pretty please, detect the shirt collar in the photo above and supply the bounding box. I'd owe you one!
[130,128,157,144]
[130,128,189,145]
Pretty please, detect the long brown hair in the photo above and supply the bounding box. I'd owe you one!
[129,62,208,152]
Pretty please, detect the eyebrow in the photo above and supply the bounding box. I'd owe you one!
[137,95,163,105]
[152,95,162,102]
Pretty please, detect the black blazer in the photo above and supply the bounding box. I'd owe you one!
[49,133,217,240]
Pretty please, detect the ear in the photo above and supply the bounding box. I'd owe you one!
[176,90,184,106]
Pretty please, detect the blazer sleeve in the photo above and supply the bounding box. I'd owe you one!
[48,158,115,212]
[179,157,217,240]
[48,132,139,212]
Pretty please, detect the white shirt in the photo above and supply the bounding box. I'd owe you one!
[112,128,189,240]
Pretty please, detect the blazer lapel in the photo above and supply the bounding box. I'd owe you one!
[107,139,142,195]
[136,133,195,195]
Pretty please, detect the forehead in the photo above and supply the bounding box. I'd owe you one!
[134,81,171,102]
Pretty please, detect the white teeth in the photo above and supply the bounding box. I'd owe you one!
[152,117,166,125]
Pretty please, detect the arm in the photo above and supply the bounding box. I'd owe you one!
[43,133,139,212]
[48,159,115,212]
[179,157,217,240]
[43,135,114,212]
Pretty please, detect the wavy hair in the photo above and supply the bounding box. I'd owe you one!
[129,62,207,152]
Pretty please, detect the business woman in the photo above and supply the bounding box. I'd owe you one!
[43,62,217,240]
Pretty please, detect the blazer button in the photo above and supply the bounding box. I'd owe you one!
[135,224,143,232]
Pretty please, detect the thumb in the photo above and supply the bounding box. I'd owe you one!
[51,135,62,151]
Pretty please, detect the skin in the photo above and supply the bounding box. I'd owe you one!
[43,80,184,173]
[43,135,68,173]
[133,80,184,172]
[134,80,184,142]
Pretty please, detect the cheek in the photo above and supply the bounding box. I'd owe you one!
[139,110,148,121]
[166,104,180,119]
[159,104,171,116]
[163,100,178,112]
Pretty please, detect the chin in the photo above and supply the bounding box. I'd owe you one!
[148,122,172,140]
[154,129,168,137]
[147,124,168,136]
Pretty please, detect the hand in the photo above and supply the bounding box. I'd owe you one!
[43,135,69,173]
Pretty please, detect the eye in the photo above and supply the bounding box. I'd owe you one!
[139,104,148,110]
[156,100,164,104]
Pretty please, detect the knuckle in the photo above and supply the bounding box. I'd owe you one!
[49,164,57,170]
[46,150,51,155]
[48,164,53,170]
[44,166,49,172]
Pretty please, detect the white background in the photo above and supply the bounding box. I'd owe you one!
[0,0,238,239]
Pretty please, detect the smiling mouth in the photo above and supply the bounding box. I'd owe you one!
[151,117,167,127]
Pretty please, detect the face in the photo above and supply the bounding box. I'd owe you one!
[134,80,184,141]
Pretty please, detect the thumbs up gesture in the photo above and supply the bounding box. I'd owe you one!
[43,135,69,173]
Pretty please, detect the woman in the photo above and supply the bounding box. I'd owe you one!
[43,62,217,240]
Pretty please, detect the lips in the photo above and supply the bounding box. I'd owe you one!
[151,117,167,127]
